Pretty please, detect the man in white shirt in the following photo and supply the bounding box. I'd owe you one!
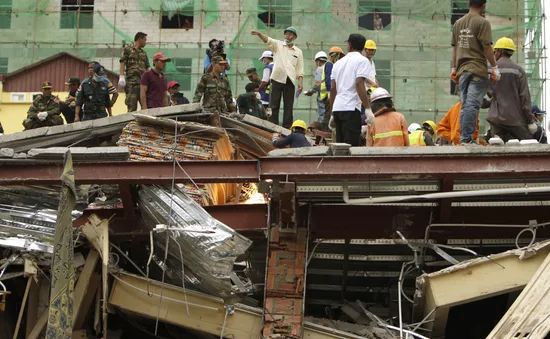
[364,40,378,88]
[330,34,374,146]
[251,27,305,129]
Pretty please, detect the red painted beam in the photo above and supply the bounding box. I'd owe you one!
[204,203,268,230]
[0,160,259,184]
[260,156,550,180]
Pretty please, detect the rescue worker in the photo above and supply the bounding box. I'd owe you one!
[410,120,437,146]
[305,51,329,128]
[193,56,236,114]
[82,61,118,107]
[58,76,80,123]
[486,37,537,142]
[451,0,499,145]
[75,64,113,122]
[408,123,421,134]
[140,52,170,109]
[364,40,378,88]
[246,68,261,83]
[167,81,190,106]
[251,27,305,128]
[436,102,480,145]
[258,51,274,110]
[272,119,311,148]
[119,32,149,112]
[367,87,409,147]
[237,82,266,119]
[532,105,547,143]
[326,46,345,136]
[23,81,63,130]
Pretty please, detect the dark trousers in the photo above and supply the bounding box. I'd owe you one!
[60,103,78,123]
[269,78,295,129]
[333,109,362,146]
[489,122,532,142]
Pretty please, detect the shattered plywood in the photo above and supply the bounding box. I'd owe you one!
[413,240,550,338]
[487,251,550,339]
[109,272,375,339]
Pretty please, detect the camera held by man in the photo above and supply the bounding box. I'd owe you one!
[204,39,231,74]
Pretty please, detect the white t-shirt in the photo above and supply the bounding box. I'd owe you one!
[331,51,371,111]
[367,58,376,85]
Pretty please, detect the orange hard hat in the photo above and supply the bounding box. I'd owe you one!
[329,46,344,55]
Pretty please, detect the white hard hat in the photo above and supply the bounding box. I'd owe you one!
[408,123,421,134]
[369,87,392,103]
[259,50,274,60]
[314,51,328,61]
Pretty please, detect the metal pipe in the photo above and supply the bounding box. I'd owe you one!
[342,182,550,205]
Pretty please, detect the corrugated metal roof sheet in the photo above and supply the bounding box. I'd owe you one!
[2,53,119,92]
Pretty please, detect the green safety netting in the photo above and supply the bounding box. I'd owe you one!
[0,0,545,133]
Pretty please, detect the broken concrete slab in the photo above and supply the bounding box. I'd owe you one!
[241,114,292,135]
[0,148,14,158]
[26,147,129,160]
[413,239,550,338]
[268,146,330,157]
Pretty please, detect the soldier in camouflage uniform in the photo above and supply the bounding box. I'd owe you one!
[193,56,236,113]
[119,32,149,112]
[23,81,63,130]
[75,64,113,121]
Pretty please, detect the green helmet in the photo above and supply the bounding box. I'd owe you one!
[284,26,297,38]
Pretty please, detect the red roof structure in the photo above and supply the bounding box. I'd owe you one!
[1,52,119,92]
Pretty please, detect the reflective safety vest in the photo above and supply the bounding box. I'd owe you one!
[320,61,332,100]
[373,130,405,140]
[409,130,426,146]
[260,63,274,103]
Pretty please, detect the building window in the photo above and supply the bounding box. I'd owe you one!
[0,0,12,29]
[358,0,391,30]
[10,93,26,102]
[451,0,469,25]
[258,0,292,28]
[161,0,194,29]
[376,60,391,93]
[0,58,7,74]
[60,0,94,29]
[167,58,192,92]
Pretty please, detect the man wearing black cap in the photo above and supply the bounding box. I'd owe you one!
[76,64,113,122]
[23,81,63,130]
[57,76,80,123]
[329,34,373,146]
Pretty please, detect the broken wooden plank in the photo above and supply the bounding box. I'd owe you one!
[413,240,550,338]
[73,250,100,329]
[487,251,550,339]
[109,272,372,339]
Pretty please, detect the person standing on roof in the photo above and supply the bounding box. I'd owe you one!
[204,39,231,75]
[119,32,149,112]
[258,51,274,112]
[140,53,170,109]
[330,34,373,146]
[451,0,499,145]
[364,40,378,88]
[532,105,547,143]
[23,81,63,130]
[305,51,330,129]
[272,119,311,148]
[436,102,481,145]
[367,88,409,147]
[193,56,236,114]
[486,37,536,142]
[82,61,118,107]
[410,120,437,146]
[250,27,305,129]
[75,65,113,122]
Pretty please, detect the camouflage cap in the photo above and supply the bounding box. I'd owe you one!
[211,56,228,64]
[246,68,257,75]
[42,81,53,89]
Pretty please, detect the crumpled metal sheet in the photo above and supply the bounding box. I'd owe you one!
[0,186,88,254]
[138,184,253,299]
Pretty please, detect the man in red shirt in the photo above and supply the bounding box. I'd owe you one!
[140,52,170,109]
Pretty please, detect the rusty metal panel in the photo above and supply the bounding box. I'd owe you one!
[0,160,259,185]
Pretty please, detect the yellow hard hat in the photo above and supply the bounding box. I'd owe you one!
[494,37,516,52]
[290,119,307,131]
[364,40,377,50]
[329,46,344,55]
[422,120,436,133]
